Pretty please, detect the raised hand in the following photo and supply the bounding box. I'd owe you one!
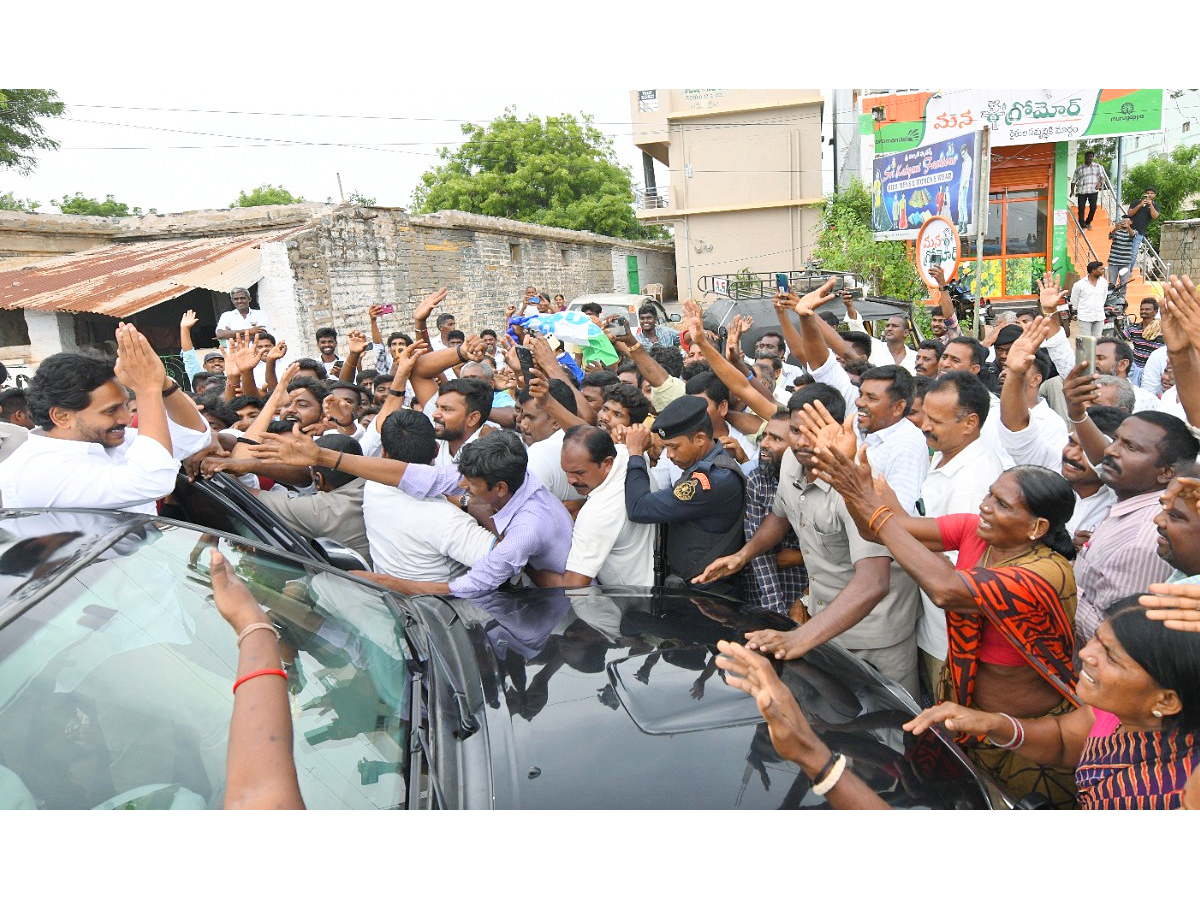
[624,422,652,456]
[1140,580,1200,633]
[392,340,428,382]
[459,334,486,364]
[114,322,167,394]
[1062,361,1101,422]
[524,332,559,372]
[928,264,948,288]
[1037,272,1067,316]
[210,549,273,632]
[232,338,267,374]
[681,297,706,345]
[1163,274,1200,350]
[527,369,549,402]
[346,329,368,355]
[504,303,517,320]
[181,309,199,330]
[322,395,355,430]
[368,304,384,320]
[797,398,856,461]
[249,425,322,467]
[810,443,882,533]
[773,290,801,314]
[414,286,448,323]
[1004,315,1053,376]
[800,276,838,313]
[718,434,749,464]
[266,339,288,362]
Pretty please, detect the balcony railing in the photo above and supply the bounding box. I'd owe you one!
[634,187,670,210]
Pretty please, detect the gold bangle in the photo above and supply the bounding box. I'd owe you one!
[867,505,892,532]
[872,511,895,535]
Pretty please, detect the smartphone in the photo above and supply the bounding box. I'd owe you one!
[515,346,536,386]
[775,273,789,292]
[1075,336,1096,377]
[604,316,630,338]
[378,303,394,315]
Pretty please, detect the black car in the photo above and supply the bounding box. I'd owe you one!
[0,505,1011,810]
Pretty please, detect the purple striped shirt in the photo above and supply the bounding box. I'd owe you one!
[400,463,573,599]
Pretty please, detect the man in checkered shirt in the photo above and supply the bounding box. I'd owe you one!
[1071,151,1105,230]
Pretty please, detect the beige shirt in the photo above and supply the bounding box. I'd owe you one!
[255,478,372,566]
[771,450,920,650]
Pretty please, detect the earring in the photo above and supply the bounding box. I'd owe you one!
[1152,710,1163,718]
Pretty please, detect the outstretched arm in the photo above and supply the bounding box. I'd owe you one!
[682,298,778,420]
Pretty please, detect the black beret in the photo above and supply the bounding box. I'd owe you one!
[654,395,710,439]
[994,324,1024,348]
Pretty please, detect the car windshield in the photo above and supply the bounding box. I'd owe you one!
[0,512,410,810]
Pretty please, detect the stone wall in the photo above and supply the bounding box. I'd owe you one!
[282,207,675,357]
[1158,219,1200,275]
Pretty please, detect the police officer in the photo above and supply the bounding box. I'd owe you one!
[623,395,746,596]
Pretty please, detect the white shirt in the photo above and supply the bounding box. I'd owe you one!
[1141,345,1169,397]
[566,446,656,586]
[844,316,917,374]
[1132,384,1160,413]
[996,397,1069,470]
[1041,328,1077,379]
[916,437,1005,659]
[215,308,271,337]
[526,429,581,502]
[1066,485,1118,539]
[0,416,211,515]
[1069,276,1108,322]
[362,481,494,582]
[811,349,860,411]
[981,393,1016,469]
[862,417,928,514]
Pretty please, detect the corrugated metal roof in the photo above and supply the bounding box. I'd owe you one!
[0,227,305,319]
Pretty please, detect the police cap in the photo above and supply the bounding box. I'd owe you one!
[654,395,710,440]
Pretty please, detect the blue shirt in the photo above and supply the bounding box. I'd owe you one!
[634,325,680,350]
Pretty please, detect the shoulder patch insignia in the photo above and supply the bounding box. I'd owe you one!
[693,472,712,491]
[674,479,698,501]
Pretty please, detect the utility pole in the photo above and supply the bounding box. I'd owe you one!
[336,172,345,203]
[972,127,991,338]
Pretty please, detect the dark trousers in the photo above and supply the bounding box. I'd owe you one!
[1077,192,1097,226]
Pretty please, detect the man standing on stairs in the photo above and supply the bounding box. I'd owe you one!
[1071,151,1105,230]
[1070,261,1108,339]
[1127,188,1160,271]
[1108,216,1135,291]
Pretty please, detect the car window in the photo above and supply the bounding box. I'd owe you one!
[0,516,409,810]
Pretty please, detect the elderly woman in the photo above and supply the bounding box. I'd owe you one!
[768,404,1081,805]
[717,596,1198,809]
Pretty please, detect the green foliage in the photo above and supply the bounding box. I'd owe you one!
[1121,144,1200,249]
[412,108,663,241]
[812,179,924,301]
[1078,137,1118,170]
[346,190,376,206]
[730,267,760,299]
[53,192,151,217]
[0,192,39,212]
[0,89,65,175]
[232,184,305,207]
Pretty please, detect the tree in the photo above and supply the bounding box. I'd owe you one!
[0,89,65,175]
[811,179,924,302]
[232,184,305,207]
[53,193,151,216]
[0,192,39,212]
[412,109,664,240]
[347,190,375,206]
[1122,144,1200,250]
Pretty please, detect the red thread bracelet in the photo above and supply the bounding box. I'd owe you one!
[232,668,287,694]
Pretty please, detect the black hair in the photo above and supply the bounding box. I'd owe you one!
[1140,298,1160,313]
[787,382,846,423]
[637,303,658,321]
[946,336,987,369]
[266,419,296,434]
[616,359,644,387]
[191,372,216,392]
[0,361,7,386]
[315,326,337,341]
[517,377,577,416]
[859,364,914,414]
[229,395,263,414]
[649,344,684,378]
[286,376,330,406]
[1087,404,1129,436]
[439,377,493,423]
[480,328,498,339]
[770,409,792,422]
[27,352,117,430]
[1106,596,1200,732]
[314,433,362,490]
[257,331,276,345]
[435,312,455,329]
[603,382,651,424]
[843,331,872,357]
[754,352,783,371]
[457,429,527,493]
[1132,411,1200,468]
[295,358,328,381]
[329,380,371,404]
[912,375,934,400]
[818,312,841,329]
[446,329,465,344]
[757,330,785,351]
[685,370,730,409]
[1031,347,1055,385]
[357,367,379,385]
[1087,261,1104,274]
[680,360,712,382]
[379,408,437,464]
[1008,465,1078,560]
[581,370,620,390]
[386,331,408,346]
[0,387,28,421]
[918,339,945,358]
[1098,337,1136,375]
[580,302,603,317]
[563,423,617,464]
[929,371,991,426]
[196,391,236,427]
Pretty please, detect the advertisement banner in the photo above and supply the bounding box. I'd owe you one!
[870,89,1164,153]
[871,132,980,241]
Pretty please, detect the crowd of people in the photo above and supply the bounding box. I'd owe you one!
[1,263,1198,811]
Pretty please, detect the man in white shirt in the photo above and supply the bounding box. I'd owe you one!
[1069,262,1107,339]
[855,364,928,514]
[997,337,1068,470]
[1096,338,1159,412]
[517,379,582,503]
[844,303,917,374]
[559,425,655,587]
[214,287,271,343]
[745,331,804,387]
[362,409,494,583]
[0,325,211,514]
[915,372,1005,694]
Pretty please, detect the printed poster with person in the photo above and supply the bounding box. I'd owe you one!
[872,131,980,241]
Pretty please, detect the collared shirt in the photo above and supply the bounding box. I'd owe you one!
[215,308,270,340]
[566,446,655,586]
[1075,490,1174,645]
[771,450,920,650]
[634,325,680,350]
[997,397,1070,470]
[1070,276,1108,322]
[843,316,917,374]
[526,428,581,502]
[399,464,573,598]
[0,417,211,515]
[1127,321,1164,369]
[743,462,807,614]
[1073,162,1105,194]
[1141,345,1170,397]
[362,480,494,583]
[1066,485,1118,539]
[916,436,1005,659]
[1108,228,1135,267]
[862,416,928,514]
[256,478,373,565]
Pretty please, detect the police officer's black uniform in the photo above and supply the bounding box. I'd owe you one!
[624,395,746,597]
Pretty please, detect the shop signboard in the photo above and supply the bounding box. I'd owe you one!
[871,132,980,241]
[870,89,1164,153]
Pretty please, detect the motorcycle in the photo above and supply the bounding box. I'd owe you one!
[1103,267,1131,341]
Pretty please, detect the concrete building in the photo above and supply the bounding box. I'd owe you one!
[0,205,673,382]
[630,89,825,299]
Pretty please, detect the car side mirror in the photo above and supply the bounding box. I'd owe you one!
[313,537,369,573]
[668,313,681,323]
